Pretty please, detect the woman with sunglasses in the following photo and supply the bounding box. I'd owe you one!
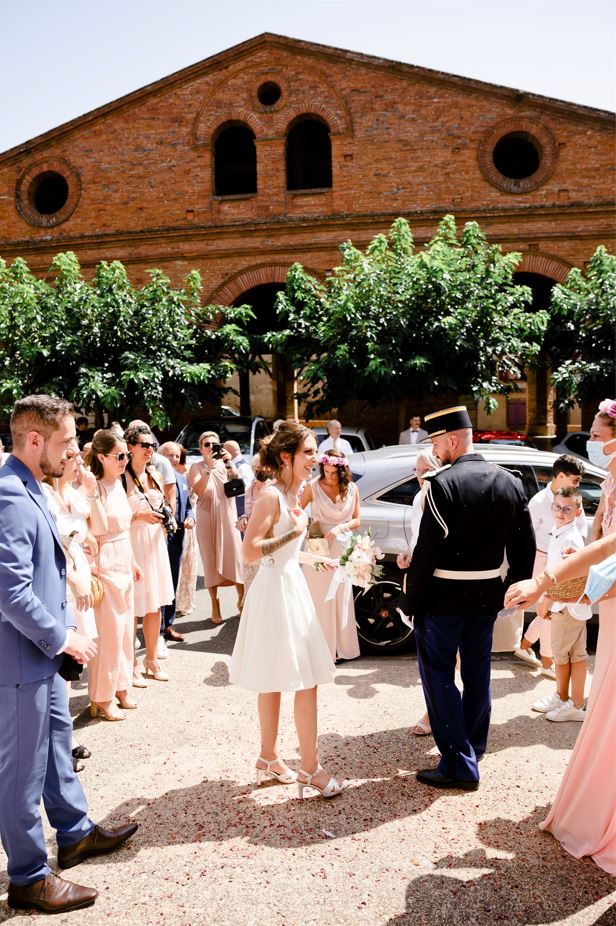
[124,425,175,680]
[85,430,143,721]
[188,431,243,624]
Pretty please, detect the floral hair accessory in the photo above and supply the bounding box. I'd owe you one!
[319,453,348,467]
[598,399,616,419]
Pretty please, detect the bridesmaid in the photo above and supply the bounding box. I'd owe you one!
[505,448,616,875]
[86,430,143,721]
[188,431,243,623]
[123,425,175,681]
[301,450,361,661]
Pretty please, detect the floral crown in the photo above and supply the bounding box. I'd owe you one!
[598,399,616,419]
[319,453,348,467]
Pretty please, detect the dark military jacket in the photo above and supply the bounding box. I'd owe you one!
[401,453,535,617]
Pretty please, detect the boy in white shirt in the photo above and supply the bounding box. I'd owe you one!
[531,487,590,721]
[514,454,586,674]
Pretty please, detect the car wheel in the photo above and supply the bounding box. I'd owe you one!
[354,579,414,655]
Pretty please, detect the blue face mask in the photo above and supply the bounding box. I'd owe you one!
[570,553,616,621]
[586,440,616,469]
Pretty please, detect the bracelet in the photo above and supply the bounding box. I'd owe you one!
[87,491,100,500]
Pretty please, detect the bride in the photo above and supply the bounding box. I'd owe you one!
[229,422,345,799]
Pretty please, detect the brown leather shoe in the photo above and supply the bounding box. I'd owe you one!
[164,626,184,641]
[8,873,98,912]
[57,822,139,869]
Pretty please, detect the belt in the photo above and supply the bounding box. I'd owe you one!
[433,568,501,580]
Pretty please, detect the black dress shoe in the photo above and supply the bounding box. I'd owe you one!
[416,768,479,791]
[57,822,139,869]
[8,873,98,912]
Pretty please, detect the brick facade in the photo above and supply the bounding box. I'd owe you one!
[0,33,614,442]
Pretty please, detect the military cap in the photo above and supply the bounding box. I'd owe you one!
[424,405,472,438]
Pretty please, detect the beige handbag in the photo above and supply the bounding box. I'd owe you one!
[307,520,330,557]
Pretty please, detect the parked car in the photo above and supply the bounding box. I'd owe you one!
[553,431,590,461]
[348,444,606,655]
[176,416,271,465]
[312,425,376,454]
[473,429,535,447]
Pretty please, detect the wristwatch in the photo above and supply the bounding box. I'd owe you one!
[87,490,100,500]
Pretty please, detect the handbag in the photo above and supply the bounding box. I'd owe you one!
[224,478,245,499]
[307,520,330,556]
[58,653,83,682]
[63,536,103,606]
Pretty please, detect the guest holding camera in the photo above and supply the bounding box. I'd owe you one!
[85,430,143,720]
[188,431,243,623]
[123,425,174,681]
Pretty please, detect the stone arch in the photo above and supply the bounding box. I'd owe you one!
[515,252,572,284]
[192,107,265,147]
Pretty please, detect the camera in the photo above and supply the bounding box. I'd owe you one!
[211,442,222,459]
[158,501,176,537]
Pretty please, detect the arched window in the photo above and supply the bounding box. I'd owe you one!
[286,117,332,191]
[214,123,257,196]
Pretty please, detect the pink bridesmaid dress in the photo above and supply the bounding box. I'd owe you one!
[540,474,616,874]
[302,479,360,661]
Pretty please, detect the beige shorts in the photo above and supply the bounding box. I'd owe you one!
[550,609,588,665]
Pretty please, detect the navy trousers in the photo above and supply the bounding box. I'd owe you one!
[0,673,93,885]
[161,526,185,630]
[414,611,496,782]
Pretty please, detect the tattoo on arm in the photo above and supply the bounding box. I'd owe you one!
[261,528,301,556]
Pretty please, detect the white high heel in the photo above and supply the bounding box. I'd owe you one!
[296,766,345,799]
[255,757,297,785]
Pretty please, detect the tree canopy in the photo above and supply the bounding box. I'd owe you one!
[271,215,549,416]
[0,252,252,428]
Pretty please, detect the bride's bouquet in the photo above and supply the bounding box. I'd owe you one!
[338,531,385,591]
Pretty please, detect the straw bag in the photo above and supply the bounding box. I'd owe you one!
[545,576,588,602]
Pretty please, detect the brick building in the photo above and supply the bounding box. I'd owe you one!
[0,33,614,441]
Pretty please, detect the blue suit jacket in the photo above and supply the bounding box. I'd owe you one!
[0,456,72,685]
[175,472,193,525]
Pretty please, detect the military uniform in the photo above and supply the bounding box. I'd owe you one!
[401,406,535,785]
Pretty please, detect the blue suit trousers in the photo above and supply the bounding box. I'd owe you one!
[414,611,496,782]
[0,673,93,885]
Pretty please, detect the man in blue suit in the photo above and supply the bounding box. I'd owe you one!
[0,395,138,914]
[159,442,194,642]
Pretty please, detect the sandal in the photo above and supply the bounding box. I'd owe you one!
[296,766,345,799]
[411,718,432,736]
[72,756,85,773]
[72,745,92,760]
[255,757,297,785]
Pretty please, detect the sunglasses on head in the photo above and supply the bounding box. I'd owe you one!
[105,452,131,462]
[134,441,156,450]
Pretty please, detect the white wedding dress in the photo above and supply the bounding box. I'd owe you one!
[230,487,335,692]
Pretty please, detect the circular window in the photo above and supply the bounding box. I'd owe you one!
[257,81,282,107]
[492,133,540,179]
[16,158,81,227]
[478,118,557,193]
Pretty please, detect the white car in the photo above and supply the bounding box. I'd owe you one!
[347,444,605,654]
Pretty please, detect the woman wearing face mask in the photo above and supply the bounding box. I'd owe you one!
[504,522,616,875]
[588,399,616,542]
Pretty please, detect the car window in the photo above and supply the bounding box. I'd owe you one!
[577,474,604,516]
[363,430,376,450]
[344,434,366,453]
[349,470,363,483]
[498,464,538,502]
[566,433,589,457]
[378,477,420,506]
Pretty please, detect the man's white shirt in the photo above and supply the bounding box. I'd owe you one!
[318,436,354,458]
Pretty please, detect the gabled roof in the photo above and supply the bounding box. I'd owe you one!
[1,32,614,165]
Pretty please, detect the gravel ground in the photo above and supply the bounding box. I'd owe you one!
[1,580,614,926]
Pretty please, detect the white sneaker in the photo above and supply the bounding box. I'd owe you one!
[546,699,586,722]
[156,636,169,659]
[513,647,542,667]
[531,691,564,713]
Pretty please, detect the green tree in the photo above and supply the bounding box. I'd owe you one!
[271,215,548,416]
[548,246,616,411]
[0,252,252,428]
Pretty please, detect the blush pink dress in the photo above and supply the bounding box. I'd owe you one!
[540,473,616,874]
[88,479,135,702]
[193,461,243,588]
[302,479,360,661]
[127,481,174,615]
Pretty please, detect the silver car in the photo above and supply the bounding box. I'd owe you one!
[348,444,606,654]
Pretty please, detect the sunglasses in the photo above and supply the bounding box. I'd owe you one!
[201,442,217,449]
[105,452,131,462]
[134,442,156,450]
[551,502,576,514]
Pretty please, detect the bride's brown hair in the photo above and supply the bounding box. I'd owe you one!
[259,421,313,478]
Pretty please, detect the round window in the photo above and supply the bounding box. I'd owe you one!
[478,118,557,194]
[16,159,80,227]
[257,81,282,107]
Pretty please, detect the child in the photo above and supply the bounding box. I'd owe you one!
[531,487,590,720]
[515,454,586,676]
